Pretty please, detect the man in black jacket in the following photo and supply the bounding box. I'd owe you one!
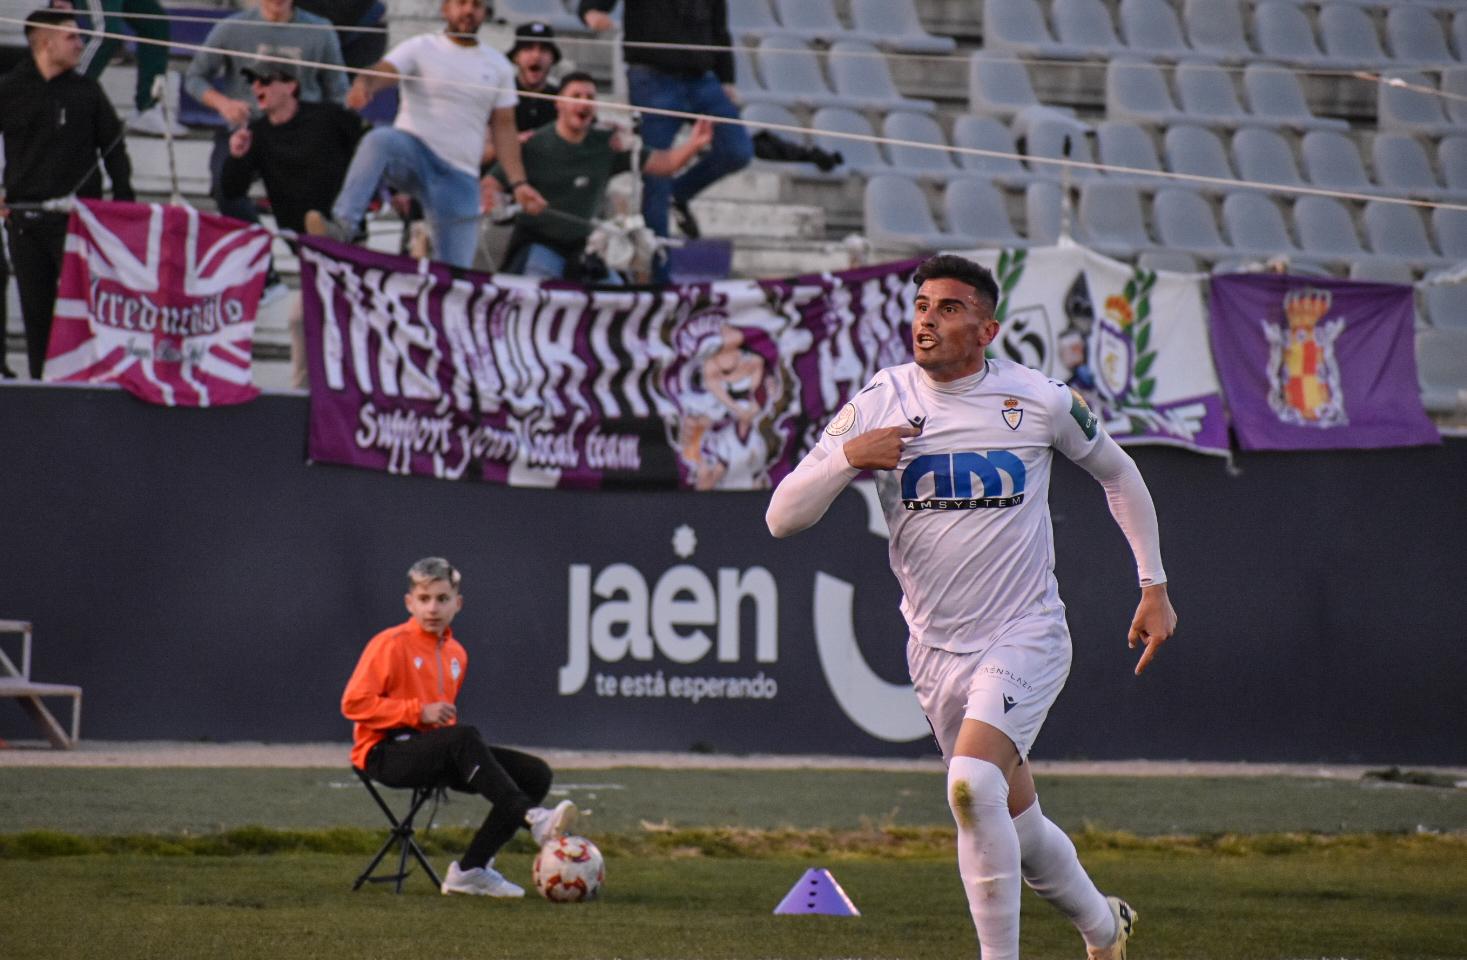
[0,8,133,380]
[578,0,751,247]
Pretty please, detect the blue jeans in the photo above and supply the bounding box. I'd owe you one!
[332,128,481,269]
[508,241,625,285]
[626,65,753,239]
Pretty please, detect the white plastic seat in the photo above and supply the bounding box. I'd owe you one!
[732,46,783,105]
[1026,119,1100,181]
[968,51,1043,119]
[1422,283,1467,332]
[1243,63,1352,132]
[1176,61,1249,127]
[1118,0,1193,58]
[883,111,961,181]
[1052,0,1127,58]
[770,0,871,43]
[1415,327,1467,413]
[1374,132,1451,200]
[1096,121,1164,185]
[1106,58,1190,127]
[812,107,890,176]
[1431,206,1467,260]
[984,0,1088,58]
[944,178,1026,248]
[1319,3,1389,65]
[1254,1,1331,67]
[1300,129,1375,193]
[952,115,1036,187]
[1232,127,1307,189]
[1293,195,1368,262]
[1183,0,1254,60]
[1222,191,1300,257]
[726,0,782,39]
[1377,70,1457,136]
[1386,6,1454,66]
[829,40,936,113]
[1164,125,1236,192]
[1153,188,1233,258]
[1438,136,1467,195]
[1364,201,1447,268]
[741,102,827,176]
[1440,67,1467,127]
[1075,181,1153,257]
[495,0,584,32]
[1025,181,1065,246]
[849,0,956,54]
[1350,259,1416,284]
[864,174,978,253]
[757,35,864,110]
[1138,250,1200,273]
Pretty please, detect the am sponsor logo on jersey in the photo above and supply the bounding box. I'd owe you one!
[900,450,1027,510]
[1001,396,1023,431]
[1068,387,1098,439]
[413,656,424,670]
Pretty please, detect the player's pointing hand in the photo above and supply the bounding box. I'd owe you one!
[1128,583,1177,676]
[843,424,921,470]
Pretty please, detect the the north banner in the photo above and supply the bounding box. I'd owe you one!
[1209,274,1440,450]
[300,235,920,489]
[46,200,271,406]
[965,244,1229,455]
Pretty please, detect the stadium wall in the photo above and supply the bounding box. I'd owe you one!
[1,385,1462,763]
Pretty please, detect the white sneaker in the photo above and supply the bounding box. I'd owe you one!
[526,799,578,846]
[127,104,187,137]
[1087,896,1137,960]
[440,859,525,898]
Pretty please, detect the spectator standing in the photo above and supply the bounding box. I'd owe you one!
[220,63,366,387]
[578,0,751,245]
[306,0,546,270]
[295,0,388,71]
[0,9,133,380]
[508,20,560,134]
[68,0,185,136]
[184,0,347,226]
[485,71,710,281]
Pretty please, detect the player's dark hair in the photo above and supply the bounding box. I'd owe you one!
[912,254,1000,315]
[25,8,76,39]
[558,70,597,92]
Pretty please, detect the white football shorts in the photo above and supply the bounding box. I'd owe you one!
[907,610,1073,763]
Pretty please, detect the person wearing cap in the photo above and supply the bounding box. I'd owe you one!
[221,63,367,388]
[479,20,562,174]
[0,7,133,381]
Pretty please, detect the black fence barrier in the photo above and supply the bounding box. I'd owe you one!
[0,385,1462,763]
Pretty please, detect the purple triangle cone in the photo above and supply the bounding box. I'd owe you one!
[773,867,861,916]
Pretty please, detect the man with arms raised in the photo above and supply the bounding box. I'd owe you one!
[307,0,546,269]
[342,557,576,897]
[766,254,1177,960]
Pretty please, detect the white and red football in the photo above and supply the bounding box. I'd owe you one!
[532,835,605,902]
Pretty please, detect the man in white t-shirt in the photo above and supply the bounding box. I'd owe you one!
[766,254,1178,960]
[306,0,546,268]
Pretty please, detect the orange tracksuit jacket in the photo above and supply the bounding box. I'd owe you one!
[342,619,468,770]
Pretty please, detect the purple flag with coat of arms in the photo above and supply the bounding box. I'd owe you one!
[1208,274,1439,450]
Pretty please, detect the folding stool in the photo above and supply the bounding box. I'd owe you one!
[351,767,443,893]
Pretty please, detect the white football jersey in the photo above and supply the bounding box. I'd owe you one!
[810,359,1103,653]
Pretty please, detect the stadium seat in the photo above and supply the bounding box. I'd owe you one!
[1106,58,1191,127]
[1025,181,1065,246]
[1377,70,1457,137]
[1118,0,1193,59]
[1319,3,1389,65]
[771,0,872,43]
[1415,327,1467,413]
[1138,250,1201,273]
[1437,136,1467,195]
[1349,259,1416,284]
[1026,119,1100,182]
[742,102,828,176]
[1454,10,1467,62]
[1293,195,1369,263]
[1386,5,1454,66]
[1363,200,1448,268]
[864,175,978,253]
[849,0,957,54]
[1232,127,1307,189]
[1439,66,1467,126]
[1175,61,1250,128]
[952,115,1037,187]
[1253,1,1332,67]
[756,35,863,110]
[732,46,781,105]
[1164,125,1237,192]
[1222,191,1300,258]
[1422,282,1467,331]
[812,107,891,176]
[1075,181,1153,258]
[727,0,782,39]
[1300,130,1376,194]
[495,0,584,32]
[1183,0,1254,60]
[983,0,1078,58]
[1096,121,1165,186]
[1374,132,1453,200]
[1153,188,1234,259]
[1052,0,1128,59]
[883,111,961,181]
[943,178,1027,248]
[1243,63,1352,132]
[351,768,444,895]
[1433,206,1467,260]
[829,40,936,113]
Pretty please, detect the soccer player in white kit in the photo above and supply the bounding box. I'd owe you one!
[766,255,1177,960]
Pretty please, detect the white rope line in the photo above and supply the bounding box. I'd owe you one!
[10,2,1467,90]
[7,15,1467,215]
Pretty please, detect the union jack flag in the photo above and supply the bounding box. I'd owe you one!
[46,200,272,406]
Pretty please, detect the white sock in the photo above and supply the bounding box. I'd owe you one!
[1012,798,1116,948]
[948,757,1021,960]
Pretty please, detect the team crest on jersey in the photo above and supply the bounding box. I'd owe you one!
[413,656,423,670]
[1001,397,1023,431]
[450,657,462,682]
[825,402,857,437]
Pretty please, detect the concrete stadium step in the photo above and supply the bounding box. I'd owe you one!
[687,197,825,240]
[127,136,213,197]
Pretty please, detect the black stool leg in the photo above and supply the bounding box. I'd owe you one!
[352,769,443,893]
